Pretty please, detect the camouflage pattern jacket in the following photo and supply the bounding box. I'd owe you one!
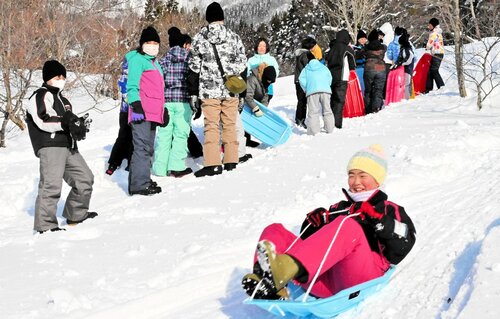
[188,23,247,99]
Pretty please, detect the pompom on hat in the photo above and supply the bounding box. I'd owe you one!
[347,144,388,185]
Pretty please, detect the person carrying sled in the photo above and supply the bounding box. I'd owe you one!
[26,60,97,233]
[127,26,168,195]
[187,1,247,177]
[152,27,193,178]
[324,29,355,129]
[387,26,405,65]
[242,144,416,300]
[425,18,445,92]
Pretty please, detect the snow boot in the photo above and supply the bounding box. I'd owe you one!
[241,273,289,300]
[67,212,98,225]
[224,163,237,171]
[129,184,162,196]
[239,154,252,163]
[168,168,193,178]
[257,240,300,293]
[38,227,66,234]
[194,165,223,178]
[106,164,118,175]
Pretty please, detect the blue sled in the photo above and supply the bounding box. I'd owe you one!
[244,266,395,318]
[241,100,292,147]
[356,67,365,94]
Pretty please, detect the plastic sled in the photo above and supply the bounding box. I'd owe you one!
[385,66,405,105]
[343,70,365,118]
[245,266,395,318]
[241,100,292,147]
[412,53,432,95]
[355,67,365,93]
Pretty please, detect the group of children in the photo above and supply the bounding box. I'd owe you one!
[25,3,418,304]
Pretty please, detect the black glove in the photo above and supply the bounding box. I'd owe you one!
[306,207,329,227]
[80,113,92,133]
[130,101,145,124]
[159,108,170,127]
[62,111,86,141]
[238,98,245,113]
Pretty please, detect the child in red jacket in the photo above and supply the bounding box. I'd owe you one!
[242,144,416,299]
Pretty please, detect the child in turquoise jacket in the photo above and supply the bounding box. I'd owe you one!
[299,53,334,135]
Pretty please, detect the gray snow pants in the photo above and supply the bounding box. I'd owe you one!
[306,93,334,135]
[34,147,94,232]
[129,121,156,193]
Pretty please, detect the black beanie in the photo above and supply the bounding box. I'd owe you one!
[140,26,160,46]
[206,2,224,23]
[429,18,439,28]
[168,27,184,48]
[356,29,367,40]
[368,29,379,42]
[42,60,67,83]
[262,66,277,84]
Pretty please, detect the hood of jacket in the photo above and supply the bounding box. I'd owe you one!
[432,25,443,35]
[202,23,229,45]
[304,59,324,71]
[336,30,352,45]
[165,46,188,63]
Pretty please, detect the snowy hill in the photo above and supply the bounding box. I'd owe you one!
[1,44,500,319]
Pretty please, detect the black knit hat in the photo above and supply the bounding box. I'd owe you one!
[368,29,379,42]
[429,18,439,28]
[42,60,67,83]
[140,26,160,46]
[262,66,276,83]
[168,27,184,48]
[206,2,224,23]
[356,29,367,40]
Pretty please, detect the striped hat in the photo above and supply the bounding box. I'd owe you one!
[347,144,388,185]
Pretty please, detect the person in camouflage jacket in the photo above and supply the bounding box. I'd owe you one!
[188,2,247,177]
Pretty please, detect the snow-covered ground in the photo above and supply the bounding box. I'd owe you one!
[1,44,500,319]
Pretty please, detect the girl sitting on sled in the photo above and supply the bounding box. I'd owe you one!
[242,144,416,299]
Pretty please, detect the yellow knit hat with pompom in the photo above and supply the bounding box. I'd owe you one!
[347,144,388,185]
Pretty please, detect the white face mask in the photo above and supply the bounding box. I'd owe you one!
[51,79,66,90]
[143,44,159,57]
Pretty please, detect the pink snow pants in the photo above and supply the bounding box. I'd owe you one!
[254,216,390,298]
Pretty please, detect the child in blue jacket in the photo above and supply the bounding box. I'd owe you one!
[299,52,334,135]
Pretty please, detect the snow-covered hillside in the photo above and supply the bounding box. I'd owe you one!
[1,44,500,319]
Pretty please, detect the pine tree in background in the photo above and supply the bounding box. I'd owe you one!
[144,0,168,23]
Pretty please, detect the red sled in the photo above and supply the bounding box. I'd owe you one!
[412,53,432,95]
[343,70,365,118]
[385,66,405,105]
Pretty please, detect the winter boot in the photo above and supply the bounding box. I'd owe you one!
[129,184,162,196]
[67,212,98,225]
[106,164,118,175]
[241,273,289,300]
[239,154,252,163]
[38,227,66,234]
[224,163,237,171]
[245,132,260,148]
[168,168,193,178]
[257,240,300,293]
[194,165,223,178]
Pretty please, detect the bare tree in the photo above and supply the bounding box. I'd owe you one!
[462,37,500,110]
[318,0,381,38]
[435,0,468,98]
